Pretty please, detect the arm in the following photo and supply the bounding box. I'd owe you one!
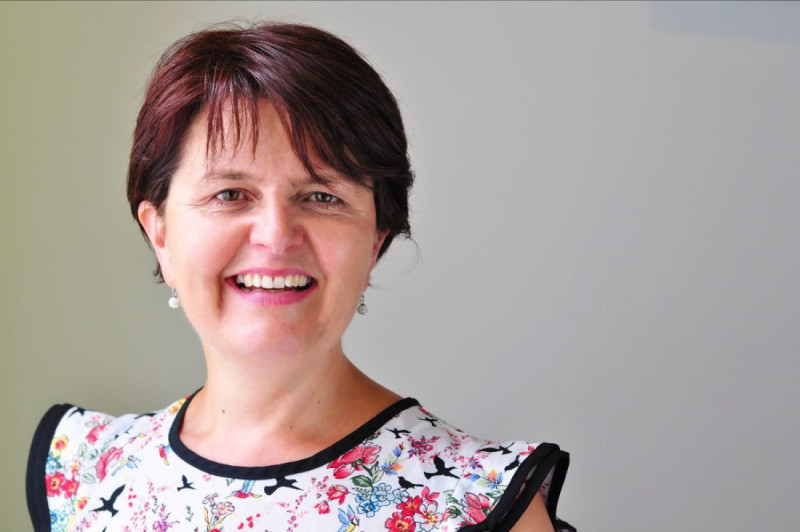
[510,493,555,532]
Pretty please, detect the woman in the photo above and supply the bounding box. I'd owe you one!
[27,23,573,531]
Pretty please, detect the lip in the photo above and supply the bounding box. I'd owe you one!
[225,268,317,306]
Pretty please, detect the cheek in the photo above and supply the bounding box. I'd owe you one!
[169,216,242,283]
[317,226,377,285]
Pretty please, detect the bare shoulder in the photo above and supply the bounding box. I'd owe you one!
[510,492,555,532]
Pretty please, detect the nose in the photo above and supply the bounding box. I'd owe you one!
[249,199,304,253]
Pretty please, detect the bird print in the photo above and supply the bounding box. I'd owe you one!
[479,443,513,455]
[397,476,423,489]
[92,484,125,517]
[110,455,141,477]
[264,476,302,495]
[423,455,458,479]
[418,416,438,427]
[68,407,86,418]
[337,505,359,532]
[177,475,194,491]
[387,427,411,439]
[157,443,171,466]
[504,455,521,472]
[229,479,262,499]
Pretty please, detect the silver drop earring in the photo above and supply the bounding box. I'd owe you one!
[357,294,368,315]
[168,287,180,309]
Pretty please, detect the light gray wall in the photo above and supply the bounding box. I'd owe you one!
[2,2,798,529]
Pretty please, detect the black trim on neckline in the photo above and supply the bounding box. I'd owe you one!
[168,393,420,480]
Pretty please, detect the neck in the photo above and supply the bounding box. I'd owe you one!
[180,341,400,466]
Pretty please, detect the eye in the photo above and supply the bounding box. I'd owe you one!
[308,191,342,206]
[215,189,245,202]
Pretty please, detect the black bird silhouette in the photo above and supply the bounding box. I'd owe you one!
[68,407,87,417]
[418,416,438,427]
[478,443,513,455]
[134,412,157,419]
[423,456,458,479]
[177,475,195,491]
[387,428,411,439]
[504,455,521,472]
[397,476,424,489]
[92,484,125,517]
[264,476,301,495]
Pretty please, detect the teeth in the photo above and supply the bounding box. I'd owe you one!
[236,274,310,290]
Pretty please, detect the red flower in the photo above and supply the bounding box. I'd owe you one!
[385,511,416,531]
[95,446,123,481]
[315,501,330,514]
[46,472,67,497]
[397,495,422,517]
[62,477,79,498]
[328,445,380,479]
[462,492,491,525]
[326,484,349,504]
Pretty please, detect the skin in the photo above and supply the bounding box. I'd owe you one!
[138,99,553,530]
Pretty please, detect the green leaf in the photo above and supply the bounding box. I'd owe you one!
[351,475,373,488]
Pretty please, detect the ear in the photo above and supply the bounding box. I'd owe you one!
[364,229,389,290]
[137,201,174,286]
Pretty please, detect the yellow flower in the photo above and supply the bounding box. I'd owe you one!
[51,435,69,457]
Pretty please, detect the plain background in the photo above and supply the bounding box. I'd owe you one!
[2,1,799,530]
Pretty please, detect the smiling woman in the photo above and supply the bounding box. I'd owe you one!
[26,22,573,532]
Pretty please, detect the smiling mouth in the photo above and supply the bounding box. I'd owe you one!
[234,273,314,292]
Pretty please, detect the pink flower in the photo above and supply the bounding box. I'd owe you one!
[420,487,438,503]
[95,446,123,481]
[328,445,380,479]
[462,492,491,525]
[315,501,330,514]
[86,423,108,445]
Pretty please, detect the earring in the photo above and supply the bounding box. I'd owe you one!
[168,287,180,309]
[357,294,368,315]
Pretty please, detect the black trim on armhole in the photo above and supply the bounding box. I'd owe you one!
[26,404,73,532]
[458,443,575,532]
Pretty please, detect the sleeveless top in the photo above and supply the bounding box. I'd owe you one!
[27,394,575,531]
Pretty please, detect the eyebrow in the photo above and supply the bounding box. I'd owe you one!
[199,170,357,190]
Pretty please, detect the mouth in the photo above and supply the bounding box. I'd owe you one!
[232,273,315,293]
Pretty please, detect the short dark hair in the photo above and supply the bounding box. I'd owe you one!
[127,22,413,281]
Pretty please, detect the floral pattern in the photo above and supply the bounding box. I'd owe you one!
[33,397,568,531]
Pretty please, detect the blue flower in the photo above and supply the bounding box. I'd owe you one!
[44,455,57,475]
[356,497,380,517]
[372,483,393,507]
[390,488,409,503]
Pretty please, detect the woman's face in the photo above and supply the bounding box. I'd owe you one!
[139,101,386,361]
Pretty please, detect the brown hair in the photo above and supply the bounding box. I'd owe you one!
[127,22,413,281]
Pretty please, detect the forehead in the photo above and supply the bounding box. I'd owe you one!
[177,102,361,191]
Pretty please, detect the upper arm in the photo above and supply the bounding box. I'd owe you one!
[509,492,555,532]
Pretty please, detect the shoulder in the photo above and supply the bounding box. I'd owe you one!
[25,398,186,531]
[344,400,574,531]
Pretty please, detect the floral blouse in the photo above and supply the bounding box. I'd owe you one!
[27,394,574,531]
